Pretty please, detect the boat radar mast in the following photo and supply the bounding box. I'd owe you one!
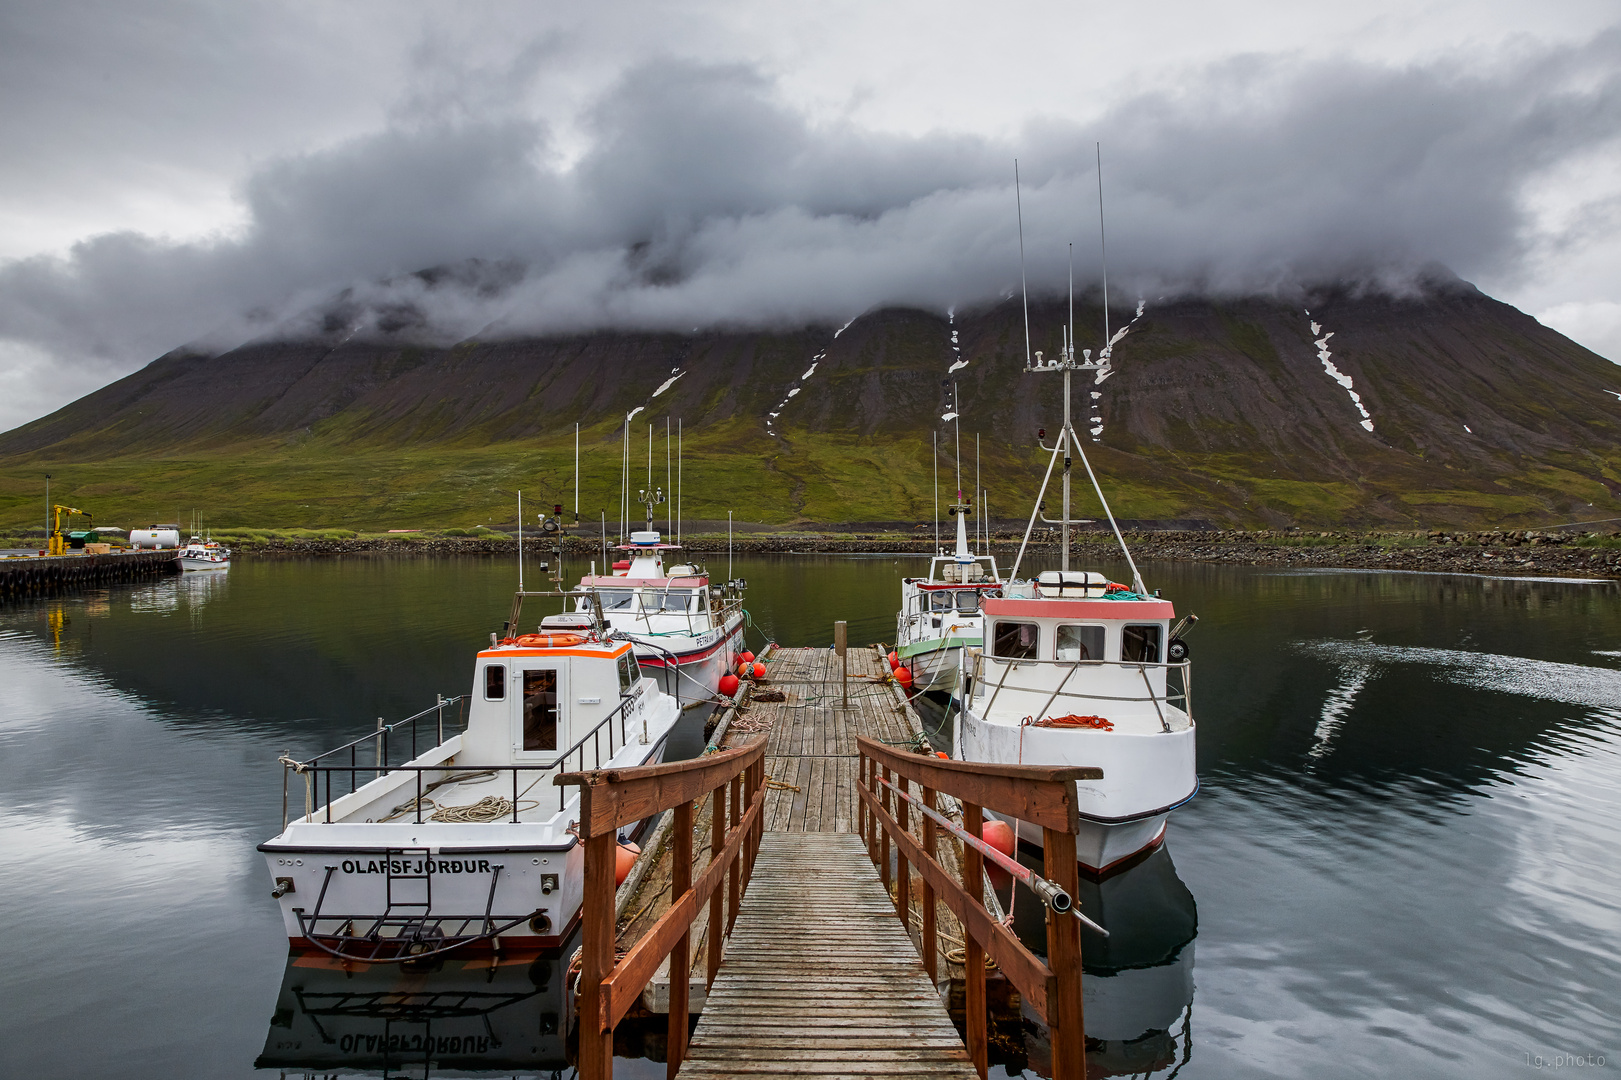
[1007,155,1146,595]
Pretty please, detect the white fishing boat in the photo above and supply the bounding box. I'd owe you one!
[895,501,1001,697]
[954,206,1198,873]
[259,592,680,961]
[177,536,230,571]
[573,529,746,702]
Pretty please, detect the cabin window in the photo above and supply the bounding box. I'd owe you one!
[1122,624,1162,664]
[599,590,635,611]
[521,670,558,751]
[483,664,506,700]
[656,590,693,612]
[1056,625,1105,662]
[930,592,955,612]
[618,652,638,695]
[955,591,980,614]
[992,621,1040,660]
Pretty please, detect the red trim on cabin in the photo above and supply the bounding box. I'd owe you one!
[981,597,1176,619]
[476,642,634,660]
[578,576,708,587]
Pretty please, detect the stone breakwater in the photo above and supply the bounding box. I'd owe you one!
[229,529,1621,579]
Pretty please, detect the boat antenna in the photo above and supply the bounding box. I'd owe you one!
[1068,242,1075,368]
[727,510,733,581]
[1097,142,1110,351]
[953,383,962,499]
[933,430,940,551]
[676,418,683,546]
[975,433,982,553]
[646,423,653,530]
[574,423,580,526]
[517,489,523,591]
[665,417,673,538]
[1015,159,1032,367]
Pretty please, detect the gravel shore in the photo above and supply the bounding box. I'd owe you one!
[231,528,1621,579]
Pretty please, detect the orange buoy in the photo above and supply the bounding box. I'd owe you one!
[752,662,766,679]
[741,650,755,664]
[982,819,1015,857]
[737,660,752,678]
[935,751,949,759]
[894,666,913,689]
[614,841,640,886]
[719,673,741,697]
[887,651,900,670]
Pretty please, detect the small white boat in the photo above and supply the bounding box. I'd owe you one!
[177,537,230,571]
[260,593,680,960]
[573,530,747,701]
[953,225,1197,873]
[895,502,1001,697]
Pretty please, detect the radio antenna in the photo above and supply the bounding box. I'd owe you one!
[1015,160,1032,366]
[1096,142,1110,350]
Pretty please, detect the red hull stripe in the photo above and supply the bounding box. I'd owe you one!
[634,625,744,668]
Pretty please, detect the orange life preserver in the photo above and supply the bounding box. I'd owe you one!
[505,632,588,649]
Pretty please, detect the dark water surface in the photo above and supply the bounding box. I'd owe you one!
[1,555,1618,1078]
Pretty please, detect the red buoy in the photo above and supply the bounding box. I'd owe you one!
[887,651,900,670]
[752,662,766,679]
[982,820,1015,857]
[719,673,740,697]
[738,660,752,678]
[740,650,755,664]
[894,666,913,689]
[614,841,640,886]
[935,751,949,759]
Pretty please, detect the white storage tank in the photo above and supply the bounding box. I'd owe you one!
[130,528,181,549]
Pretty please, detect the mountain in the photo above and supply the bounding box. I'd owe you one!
[2,275,1618,531]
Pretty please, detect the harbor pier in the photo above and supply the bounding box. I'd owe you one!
[573,642,1099,1079]
[0,549,179,600]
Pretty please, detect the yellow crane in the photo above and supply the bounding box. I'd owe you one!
[47,504,92,557]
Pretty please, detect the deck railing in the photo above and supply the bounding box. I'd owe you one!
[856,734,1103,1080]
[968,652,1194,729]
[560,737,766,1080]
[281,691,649,827]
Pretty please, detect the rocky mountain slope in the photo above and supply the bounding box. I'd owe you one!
[2,275,1618,529]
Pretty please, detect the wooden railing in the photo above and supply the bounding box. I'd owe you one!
[558,738,766,1080]
[856,735,1103,1080]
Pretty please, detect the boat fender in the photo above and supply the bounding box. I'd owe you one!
[505,632,588,648]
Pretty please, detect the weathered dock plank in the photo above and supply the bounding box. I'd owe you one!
[679,831,978,1080]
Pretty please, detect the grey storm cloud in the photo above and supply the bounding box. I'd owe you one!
[2,30,1619,372]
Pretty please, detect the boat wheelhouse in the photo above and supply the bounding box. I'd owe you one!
[259,605,680,961]
[957,573,1196,871]
[574,530,746,701]
[896,503,1001,697]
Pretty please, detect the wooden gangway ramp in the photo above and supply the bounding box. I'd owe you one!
[677,831,978,1079]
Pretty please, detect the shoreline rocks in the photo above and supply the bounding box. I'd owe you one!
[230,528,1621,579]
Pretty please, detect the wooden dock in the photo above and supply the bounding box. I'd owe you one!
[677,831,977,1079]
[585,643,1093,1080]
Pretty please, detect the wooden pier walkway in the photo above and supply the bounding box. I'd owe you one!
[677,831,977,1079]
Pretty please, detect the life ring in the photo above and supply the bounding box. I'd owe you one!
[505,632,588,648]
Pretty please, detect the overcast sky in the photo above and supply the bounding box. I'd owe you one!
[1,0,1618,432]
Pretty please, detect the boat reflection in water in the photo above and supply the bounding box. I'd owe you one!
[255,947,571,1076]
[1002,843,1197,1078]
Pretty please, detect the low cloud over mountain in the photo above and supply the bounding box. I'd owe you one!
[1,27,1619,431]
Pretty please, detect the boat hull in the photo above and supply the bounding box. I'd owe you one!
[895,638,974,697]
[178,557,229,571]
[631,612,746,702]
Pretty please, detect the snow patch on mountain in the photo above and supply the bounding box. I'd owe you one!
[1306,310,1374,432]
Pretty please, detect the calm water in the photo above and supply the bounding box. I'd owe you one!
[1,554,1618,1078]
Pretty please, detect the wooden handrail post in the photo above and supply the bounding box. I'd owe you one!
[921,785,938,983]
[667,798,693,1080]
[579,787,616,1080]
[895,773,911,928]
[727,774,742,934]
[962,800,989,1080]
[1044,825,1086,1080]
[879,765,892,898]
[707,780,725,986]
